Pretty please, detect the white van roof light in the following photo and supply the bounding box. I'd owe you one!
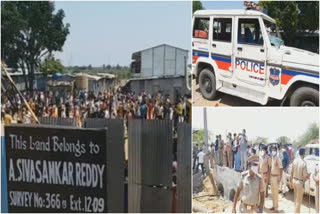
[244,1,268,15]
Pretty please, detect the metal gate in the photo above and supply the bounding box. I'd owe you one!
[39,117,77,127]
[128,119,173,213]
[177,123,191,212]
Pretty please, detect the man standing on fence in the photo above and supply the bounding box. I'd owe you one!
[239,129,248,171]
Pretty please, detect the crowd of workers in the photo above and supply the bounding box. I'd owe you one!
[1,88,190,127]
[193,130,319,213]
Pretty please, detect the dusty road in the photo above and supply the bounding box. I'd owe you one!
[193,170,317,213]
[192,79,281,107]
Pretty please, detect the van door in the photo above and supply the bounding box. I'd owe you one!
[192,17,210,65]
[210,17,233,78]
[234,17,267,86]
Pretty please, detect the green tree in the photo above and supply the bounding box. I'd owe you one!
[295,122,319,147]
[258,1,319,46]
[276,136,291,144]
[296,1,319,33]
[193,129,204,147]
[1,1,70,91]
[40,57,64,75]
[193,1,204,13]
[253,136,268,145]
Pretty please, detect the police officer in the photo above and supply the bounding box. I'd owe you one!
[226,133,233,168]
[258,146,269,197]
[232,157,265,213]
[290,147,310,213]
[313,164,319,213]
[239,129,248,171]
[268,146,282,213]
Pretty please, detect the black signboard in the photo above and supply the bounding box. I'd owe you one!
[5,124,109,212]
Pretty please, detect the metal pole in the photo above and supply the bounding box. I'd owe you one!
[184,56,191,91]
[203,107,208,153]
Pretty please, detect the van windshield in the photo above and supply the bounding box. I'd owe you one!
[263,19,283,48]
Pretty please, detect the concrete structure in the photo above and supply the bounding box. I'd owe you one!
[214,166,241,201]
[129,44,190,101]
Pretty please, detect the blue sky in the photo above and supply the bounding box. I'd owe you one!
[54,1,191,67]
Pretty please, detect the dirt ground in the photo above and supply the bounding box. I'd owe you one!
[193,168,317,213]
[193,169,233,212]
[192,79,281,107]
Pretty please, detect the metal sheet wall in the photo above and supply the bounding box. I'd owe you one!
[82,118,125,212]
[128,119,173,213]
[39,117,77,126]
[83,118,109,128]
[177,123,192,213]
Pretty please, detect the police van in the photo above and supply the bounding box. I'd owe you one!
[192,4,319,106]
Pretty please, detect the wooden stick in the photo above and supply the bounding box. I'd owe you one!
[1,61,40,124]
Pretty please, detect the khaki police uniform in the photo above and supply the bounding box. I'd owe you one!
[226,138,233,168]
[292,156,308,213]
[269,155,282,210]
[237,172,264,213]
[259,155,269,194]
[314,167,319,213]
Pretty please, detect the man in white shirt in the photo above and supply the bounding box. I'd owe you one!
[197,149,206,176]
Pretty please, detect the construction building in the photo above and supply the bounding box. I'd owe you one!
[129,44,190,101]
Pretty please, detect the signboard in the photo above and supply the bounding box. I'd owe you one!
[5,124,108,212]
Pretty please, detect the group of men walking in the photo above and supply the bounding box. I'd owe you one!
[233,146,319,213]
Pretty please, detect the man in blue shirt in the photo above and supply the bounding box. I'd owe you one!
[280,144,290,197]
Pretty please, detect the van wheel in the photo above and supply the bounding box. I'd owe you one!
[199,68,216,100]
[290,87,319,106]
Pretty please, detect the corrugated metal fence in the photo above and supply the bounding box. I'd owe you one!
[39,117,77,127]
[82,118,125,213]
[128,119,173,213]
[177,123,191,213]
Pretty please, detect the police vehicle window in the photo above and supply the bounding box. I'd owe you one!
[193,18,209,39]
[213,18,232,42]
[238,18,263,45]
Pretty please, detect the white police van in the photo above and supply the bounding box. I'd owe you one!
[192,4,319,106]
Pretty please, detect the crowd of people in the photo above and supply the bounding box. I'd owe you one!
[193,129,250,174]
[192,130,319,213]
[1,88,191,127]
